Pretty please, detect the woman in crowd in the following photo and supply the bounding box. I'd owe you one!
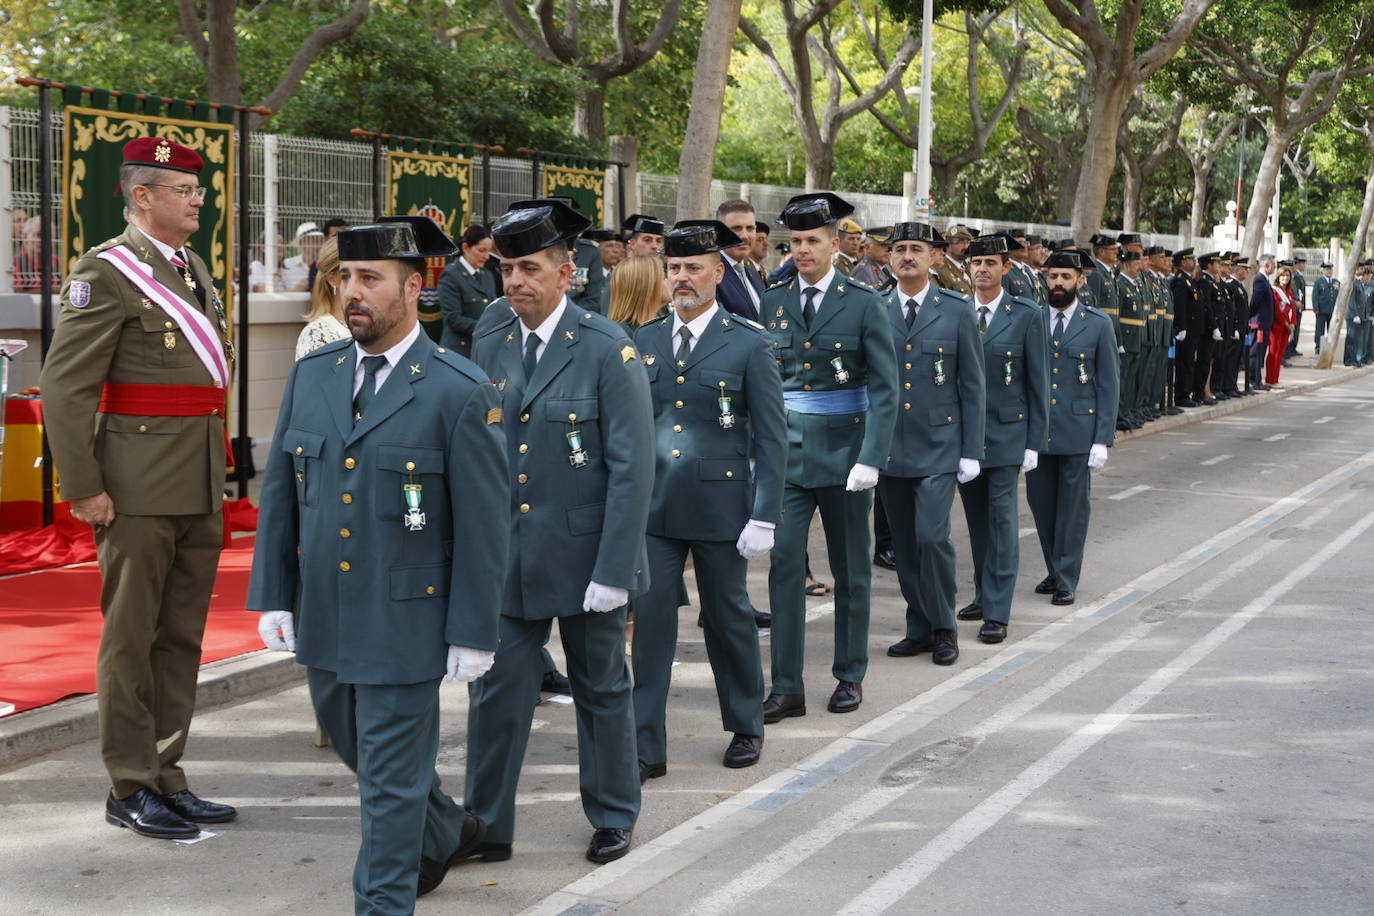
[437,224,499,358]
[294,237,349,360]
[608,254,671,335]
[1266,266,1297,385]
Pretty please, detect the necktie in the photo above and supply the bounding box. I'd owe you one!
[1054,312,1066,341]
[171,250,205,307]
[802,287,818,328]
[676,326,693,366]
[522,332,541,379]
[353,355,385,424]
[978,306,990,333]
[905,299,918,328]
[736,262,750,286]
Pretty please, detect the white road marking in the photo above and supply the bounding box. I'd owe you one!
[1108,485,1150,501]
[836,505,1374,916]
[1314,415,1334,424]
[1199,454,1232,466]
[1264,433,1290,442]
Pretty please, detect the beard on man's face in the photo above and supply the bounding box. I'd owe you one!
[1047,285,1077,309]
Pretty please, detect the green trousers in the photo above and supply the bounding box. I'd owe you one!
[957,465,1021,625]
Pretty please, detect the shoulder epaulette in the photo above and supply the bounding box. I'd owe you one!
[299,336,353,361]
[767,278,794,290]
[430,345,488,384]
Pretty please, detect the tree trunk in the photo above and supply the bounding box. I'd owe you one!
[934,162,960,208]
[204,0,243,105]
[1121,154,1141,231]
[675,0,742,218]
[1070,78,1131,242]
[574,82,608,143]
[805,149,835,191]
[1190,164,1211,241]
[1316,155,1374,369]
[1238,130,1289,267]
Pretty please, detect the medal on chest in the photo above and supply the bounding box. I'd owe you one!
[933,347,946,387]
[1078,353,1089,385]
[717,381,736,428]
[1003,352,1014,387]
[164,330,177,350]
[567,413,589,468]
[831,355,850,384]
[403,463,426,531]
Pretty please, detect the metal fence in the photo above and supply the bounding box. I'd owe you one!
[0,103,1338,294]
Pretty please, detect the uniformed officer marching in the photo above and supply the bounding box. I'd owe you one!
[955,234,1049,645]
[1025,250,1120,606]
[465,199,654,866]
[249,216,506,912]
[880,223,985,666]
[41,137,237,841]
[762,192,897,721]
[631,219,786,779]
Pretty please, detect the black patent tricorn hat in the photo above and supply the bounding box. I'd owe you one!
[886,222,938,245]
[663,220,743,257]
[967,234,1009,257]
[622,213,666,236]
[337,215,459,261]
[491,198,592,259]
[777,192,855,230]
[1044,250,1083,270]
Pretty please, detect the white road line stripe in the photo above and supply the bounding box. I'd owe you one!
[1264,433,1290,442]
[1108,485,1150,501]
[1314,415,1334,424]
[1199,454,1231,466]
[521,448,1374,916]
[836,505,1374,916]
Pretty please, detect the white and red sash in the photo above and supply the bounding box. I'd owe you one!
[98,245,228,388]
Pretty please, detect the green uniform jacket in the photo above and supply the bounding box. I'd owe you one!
[764,274,898,487]
[882,286,985,477]
[635,309,786,541]
[1313,276,1338,315]
[474,300,654,618]
[571,238,607,314]
[247,334,510,683]
[40,224,227,515]
[1089,259,1123,346]
[437,258,499,357]
[1044,304,1119,454]
[1002,261,1040,305]
[974,294,1050,468]
[1116,273,1146,353]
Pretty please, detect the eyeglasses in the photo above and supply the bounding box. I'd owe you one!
[143,183,208,201]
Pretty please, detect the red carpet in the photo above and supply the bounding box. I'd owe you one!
[0,534,265,715]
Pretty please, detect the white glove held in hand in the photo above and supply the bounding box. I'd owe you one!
[446,645,496,683]
[1355,316,1362,324]
[1233,330,1240,339]
[956,458,981,484]
[258,611,296,652]
[736,520,775,559]
[845,463,880,492]
[1088,443,1109,472]
[1212,328,1223,340]
[1020,449,1039,473]
[583,581,629,613]
[1174,330,1186,342]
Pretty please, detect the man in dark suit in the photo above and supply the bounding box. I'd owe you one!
[715,199,765,322]
[632,220,785,779]
[1248,254,1276,390]
[250,217,506,911]
[466,199,654,866]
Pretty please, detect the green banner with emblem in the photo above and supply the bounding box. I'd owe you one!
[542,162,605,227]
[385,145,473,341]
[62,104,235,299]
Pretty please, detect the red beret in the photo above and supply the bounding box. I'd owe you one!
[122,137,204,174]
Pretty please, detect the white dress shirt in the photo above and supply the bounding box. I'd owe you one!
[974,289,1004,332]
[799,266,837,317]
[518,296,569,365]
[670,303,719,353]
[352,321,422,398]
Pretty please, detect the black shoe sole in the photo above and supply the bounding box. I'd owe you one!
[763,706,806,724]
[723,754,760,769]
[105,813,199,840]
[639,762,667,783]
[826,701,861,714]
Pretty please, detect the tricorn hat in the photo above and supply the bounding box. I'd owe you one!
[967,234,1010,257]
[337,215,459,261]
[622,213,666,237]
[1044,250,1083,270]
[662,220,744,257]
[778,192,855,231]
[886,222,938,245]
[1089,232,1117,249]
[1172,247,1195,262]
[1117,232,1142,245]
[491,199,592,259]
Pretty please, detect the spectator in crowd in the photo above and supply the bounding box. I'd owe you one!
[751,222,771,280]
[11,215,59,292]
[282,221,325,292]
[293,237,348,360]
[322,217,348,238]
[248,230,284,292]
[608,254,671,335]
[436,224,499,358]
[1266,265,1296,385]
[715,199,764,322]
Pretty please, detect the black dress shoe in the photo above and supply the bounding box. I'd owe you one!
[1177,399,1199,407]
[162,789,237,824]
[978,621,1007,644]
[541,669,571,694]
[1202,397,1217,405]
[1052,589,1075,606]
[105,788,199,840]
[639,761,667,784]
[586,828,632,864]
[827,680,863,713]
[1214,391,1231,400]
[753,607,772,629]
[872,549,897,570]
[1034,575,1056,595]
[1165,407,1184,415]
[956,602,983,621]
[887,635,936,657]
[723,734,763,768]
[418,812,490,897]
[1115,420,1132,432]
[932,629,959,666]
[762,692,806,723]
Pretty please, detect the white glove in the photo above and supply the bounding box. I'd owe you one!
[1088,443,1109,472]
[1174,330,1186,342]
[1020,449,1039,473]
[736,519,775,559]
[583,581,629,613]
[1355,316,1362,324]
[446,645,496,683]
[1212,328,1223,340]
[1118,345,1126,354]
[257,611,296,652]
[845,463,880,492]
[1232,330,1240,339]
[956,458,981,484]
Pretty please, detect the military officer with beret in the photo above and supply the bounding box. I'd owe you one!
[437,224,499,358]
[762,192,898,721]
[631,219,786,779]
[623,213,666,257]
[250,216,505,911]
[1026,250,1119,606]
[880,223,985,666]
[955,234,1048,645]
[41,137,237,841]
[465,199,654,866]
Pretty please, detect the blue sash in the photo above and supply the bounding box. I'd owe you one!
[783,386,870,415]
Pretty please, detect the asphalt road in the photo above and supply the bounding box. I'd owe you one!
[4,372,1373,915]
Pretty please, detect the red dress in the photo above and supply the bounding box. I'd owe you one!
[1266,288,1295,384]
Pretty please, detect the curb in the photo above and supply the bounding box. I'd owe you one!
[0,650,304,771]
